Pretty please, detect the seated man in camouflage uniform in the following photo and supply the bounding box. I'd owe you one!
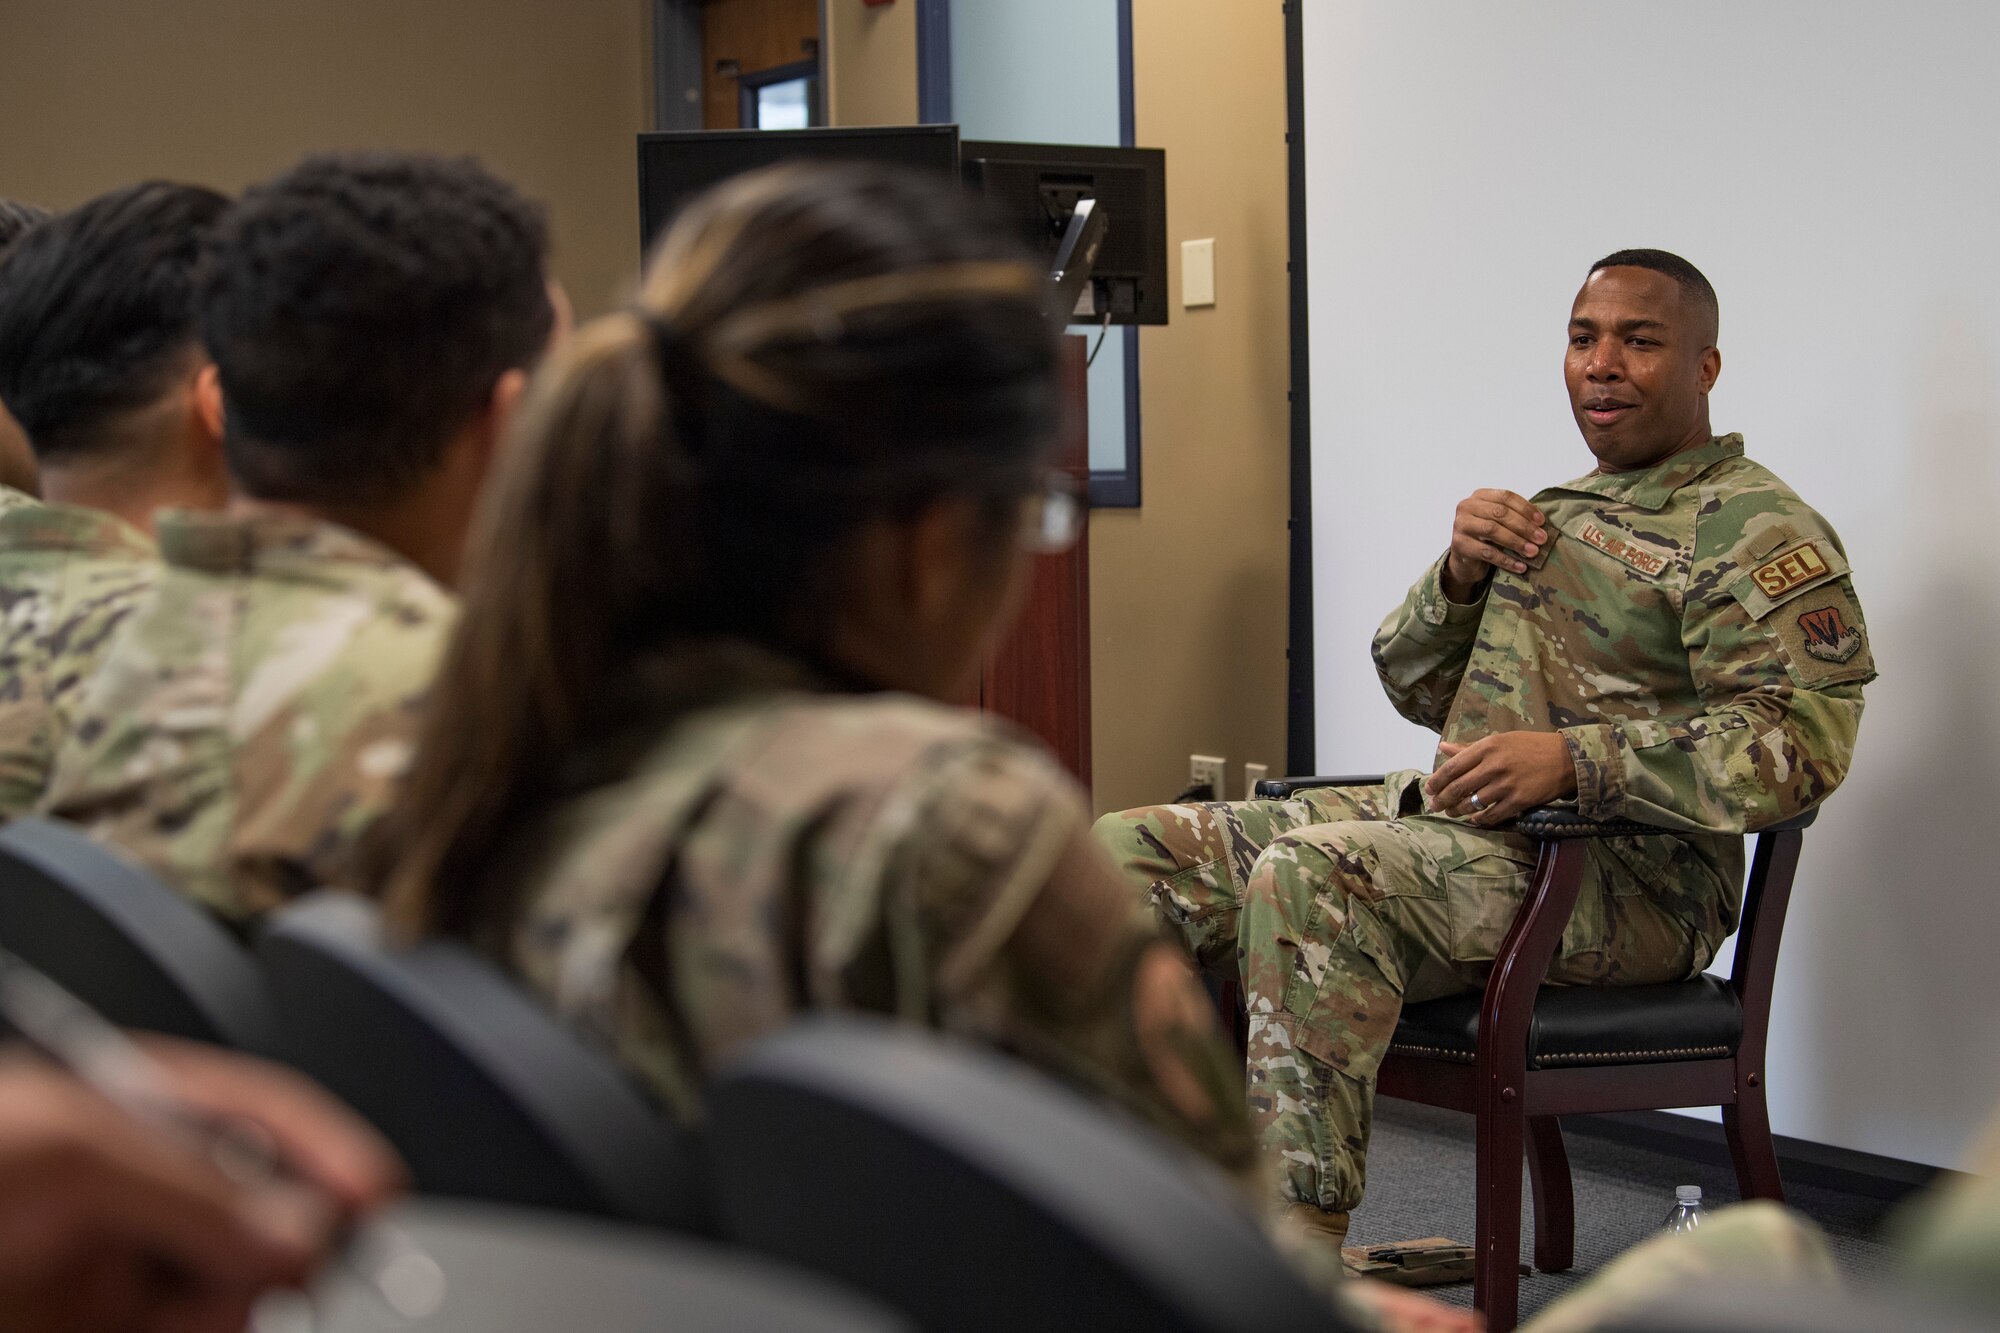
[1097,250,1876,1249]
[0,184,235,816]
[41,153,559,924]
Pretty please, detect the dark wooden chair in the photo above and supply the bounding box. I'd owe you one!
[1254,776,1815,1333]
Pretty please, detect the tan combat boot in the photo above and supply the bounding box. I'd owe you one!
[1275,1200,1351,1252]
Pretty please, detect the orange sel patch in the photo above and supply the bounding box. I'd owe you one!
[1576,521,1669,577]
[1751,542,1830,598]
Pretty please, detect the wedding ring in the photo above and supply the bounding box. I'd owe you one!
[1468,792,1486,811]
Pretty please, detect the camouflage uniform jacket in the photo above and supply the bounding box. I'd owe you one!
[0,484,40,515]
[1373,433,1874,936]
[40,509,456,923]
[496,642,1255,1178]
[0,501,157,816]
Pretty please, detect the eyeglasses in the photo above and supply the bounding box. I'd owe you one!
[1020,472,1084,553]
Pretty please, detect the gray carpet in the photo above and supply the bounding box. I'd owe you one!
[1349,1099,1905,1320]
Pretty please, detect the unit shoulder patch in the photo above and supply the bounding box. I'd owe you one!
[1770,583,1874,688]
[1795,605,1862,664]
[1574,519,1671,577]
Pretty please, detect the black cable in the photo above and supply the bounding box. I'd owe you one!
[1084,307,1112,367]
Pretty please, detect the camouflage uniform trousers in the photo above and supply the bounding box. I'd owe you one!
[1094,773,1719,1214]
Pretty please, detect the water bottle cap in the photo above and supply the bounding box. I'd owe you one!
[1676,1185,1702,1202]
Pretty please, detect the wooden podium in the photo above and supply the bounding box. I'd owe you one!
[977,335,1092,786]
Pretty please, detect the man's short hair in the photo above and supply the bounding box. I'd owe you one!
[0,183,230,463]
[201,152,552,504]
[1589,248,1719,333]
[0,198,51,253]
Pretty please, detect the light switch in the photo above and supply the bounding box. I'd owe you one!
[1181,238,1216,308]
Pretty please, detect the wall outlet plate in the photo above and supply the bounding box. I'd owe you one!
[1181,238,1216,308]
[1244,762,1270,799]
[1189,754,1227,800]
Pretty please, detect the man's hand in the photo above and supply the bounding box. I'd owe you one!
[1425,734,1576,826]
[1442,489,1547,602]
[0,1042,403,1333]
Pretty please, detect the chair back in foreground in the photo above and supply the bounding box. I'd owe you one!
[268,1199,909,1333]
[707,1015,1348,1333]
[258,891,703,1231]
[0,818,274,1050]
[1596,1281,1990,1333]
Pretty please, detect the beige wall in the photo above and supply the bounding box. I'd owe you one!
[1089,2,1291,814]
[0,0,652,318]
[821,0,918,126]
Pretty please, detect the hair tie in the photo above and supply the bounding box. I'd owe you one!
[638,311,716,467]
[639,311,706,389]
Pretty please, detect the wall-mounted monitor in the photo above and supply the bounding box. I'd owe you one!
[960,140,1167,326]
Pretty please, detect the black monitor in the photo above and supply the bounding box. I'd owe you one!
[637,125,962,250]
[960,141,1168,326]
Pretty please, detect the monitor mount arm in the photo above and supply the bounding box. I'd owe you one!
[1046,197,1109,329]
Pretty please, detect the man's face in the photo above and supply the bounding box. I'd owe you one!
[1564,266,1720,471]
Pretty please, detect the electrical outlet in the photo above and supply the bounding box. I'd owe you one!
[1189,754,1228,800]
[1244,762,1270,800]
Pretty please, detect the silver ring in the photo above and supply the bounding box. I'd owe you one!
[1467,792,1486,811]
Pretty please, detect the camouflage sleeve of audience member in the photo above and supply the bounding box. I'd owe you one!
[1563,498,1875,835]
[0,643,54,817]
[864,734,1259,1187]
[1370,555,1489,731]
[229,589,454,913]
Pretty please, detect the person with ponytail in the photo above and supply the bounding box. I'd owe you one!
[366,161,1258,1191]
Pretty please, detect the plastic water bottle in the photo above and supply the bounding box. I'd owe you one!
[1663,1184,1707,1234]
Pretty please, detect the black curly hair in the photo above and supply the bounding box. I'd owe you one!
[201,151,553,503]
[0,183,228,462]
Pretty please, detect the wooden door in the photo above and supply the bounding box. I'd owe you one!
[981,336,1093,786]
[701,0,820,129]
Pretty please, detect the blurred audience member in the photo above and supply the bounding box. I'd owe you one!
[0,183,232,816]
[42,153,557,923]
[369,161,1257,1182]
[0,196,52,498]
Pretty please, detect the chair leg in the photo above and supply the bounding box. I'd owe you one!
[1475,1089,1526,1332]
[1525,1115,1574,1273]
[1724,1073,1786,1203]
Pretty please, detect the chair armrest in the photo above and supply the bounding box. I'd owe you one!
[1514,805,1656,839]
[1514,803,1820,839]
[1253,775,1388,800]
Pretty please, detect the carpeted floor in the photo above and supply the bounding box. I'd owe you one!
[1349,1099,1906,1321]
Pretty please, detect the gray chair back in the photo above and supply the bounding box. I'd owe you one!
[707,1015,1349,1333]
[0,818,274,1050]
[258,892,703,1231]
[265,1199,909,1333]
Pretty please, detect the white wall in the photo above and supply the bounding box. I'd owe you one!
[950,0,1130,472]
[1301,2,2000,1169]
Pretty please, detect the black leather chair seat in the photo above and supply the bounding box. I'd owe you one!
[1391,974,1743,1069]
